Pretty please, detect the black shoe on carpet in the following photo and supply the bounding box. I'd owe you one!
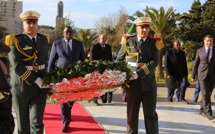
[62,124,69,132]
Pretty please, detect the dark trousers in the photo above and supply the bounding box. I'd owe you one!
[0,95,14,134]
[168,76,187,102]
[126,78,158,134]
[193,80,200,102]
[60,101,74,125]
[175,76,187,101]
[168,88,178,102]
[94,92,113,103]
[13,93,47,134]
[199,77,214,116]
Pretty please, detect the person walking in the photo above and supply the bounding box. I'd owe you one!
[164,40,189,103]
[6,10,49,134]
[191,35,215,120]
[48,26,85,132]
[116,17,159,134]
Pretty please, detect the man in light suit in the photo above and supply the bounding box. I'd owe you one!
[191,35,215,120]
[48,26,85,132]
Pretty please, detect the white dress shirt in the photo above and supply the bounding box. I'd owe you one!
[137,35,147,43]
[64,38,73,51]
[26,33,37,41]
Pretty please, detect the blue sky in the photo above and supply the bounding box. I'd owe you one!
[21,0,206,29]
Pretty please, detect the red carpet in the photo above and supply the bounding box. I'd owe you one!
[43,104,107,134]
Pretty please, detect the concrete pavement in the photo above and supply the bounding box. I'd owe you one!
[13,87,215,134]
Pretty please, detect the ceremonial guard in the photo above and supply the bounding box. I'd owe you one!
[5,11,49,134]
[116,17,160,134]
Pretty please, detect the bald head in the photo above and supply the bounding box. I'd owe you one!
[98,34,107,45]
[63,26,73,40]
[173,40,181,50]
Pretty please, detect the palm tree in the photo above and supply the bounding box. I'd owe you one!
[129,7,177,78]
[74,29,98,57]
[145,7,176,78]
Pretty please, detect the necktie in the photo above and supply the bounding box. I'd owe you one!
[32,38,36,47]
[139,39,144,48]
[103,46,106,51]
[206,48,210,61]
[67,41,72,57]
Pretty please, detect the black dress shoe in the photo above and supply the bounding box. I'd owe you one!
[201,113,214,120]
[181,99,189,104]
[93,100,99,106]
[62,124,69,132]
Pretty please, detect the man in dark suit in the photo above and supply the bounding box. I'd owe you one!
[164,40,189,103]
[116,17,159,134]
[7,11,49,134]
[89,34,113,105]
[48,26,85,132]
[191,35,215,120]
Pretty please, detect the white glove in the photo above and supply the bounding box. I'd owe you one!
[35,77,49,88]
[130,73,139,80]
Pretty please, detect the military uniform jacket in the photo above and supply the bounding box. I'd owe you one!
[116,36,159,91]
[8,33,49,97]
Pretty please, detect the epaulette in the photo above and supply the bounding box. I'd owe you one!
[148,36,164,50]
[123,33,136,38]
[5,34,19,46]
[15,33,22,36]
[148,36,161,41]
[37,33,50,44]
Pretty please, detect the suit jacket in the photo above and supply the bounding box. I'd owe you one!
[164,48,188,88]
[116,36,159,91]
[192,46,215,82]
[48,38,85,72]
[8,33,49,96]
[89,43,112,61]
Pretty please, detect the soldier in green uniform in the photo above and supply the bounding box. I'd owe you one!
[5,10,49,134]
[116,17,159,134]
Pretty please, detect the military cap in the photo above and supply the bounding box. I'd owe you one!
[134,17,151,27]
[19,10,40,22]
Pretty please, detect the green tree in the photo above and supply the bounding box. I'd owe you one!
[145,7,177,78]
[181,41,202,61]
[201,0,215,38]
[74,29,98,56]
[176,0,203,43]
[170,0,204,61]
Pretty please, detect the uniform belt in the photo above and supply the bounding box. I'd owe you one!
[127,62,146,67]
[25,64,45,71]
[127,62,138,67]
